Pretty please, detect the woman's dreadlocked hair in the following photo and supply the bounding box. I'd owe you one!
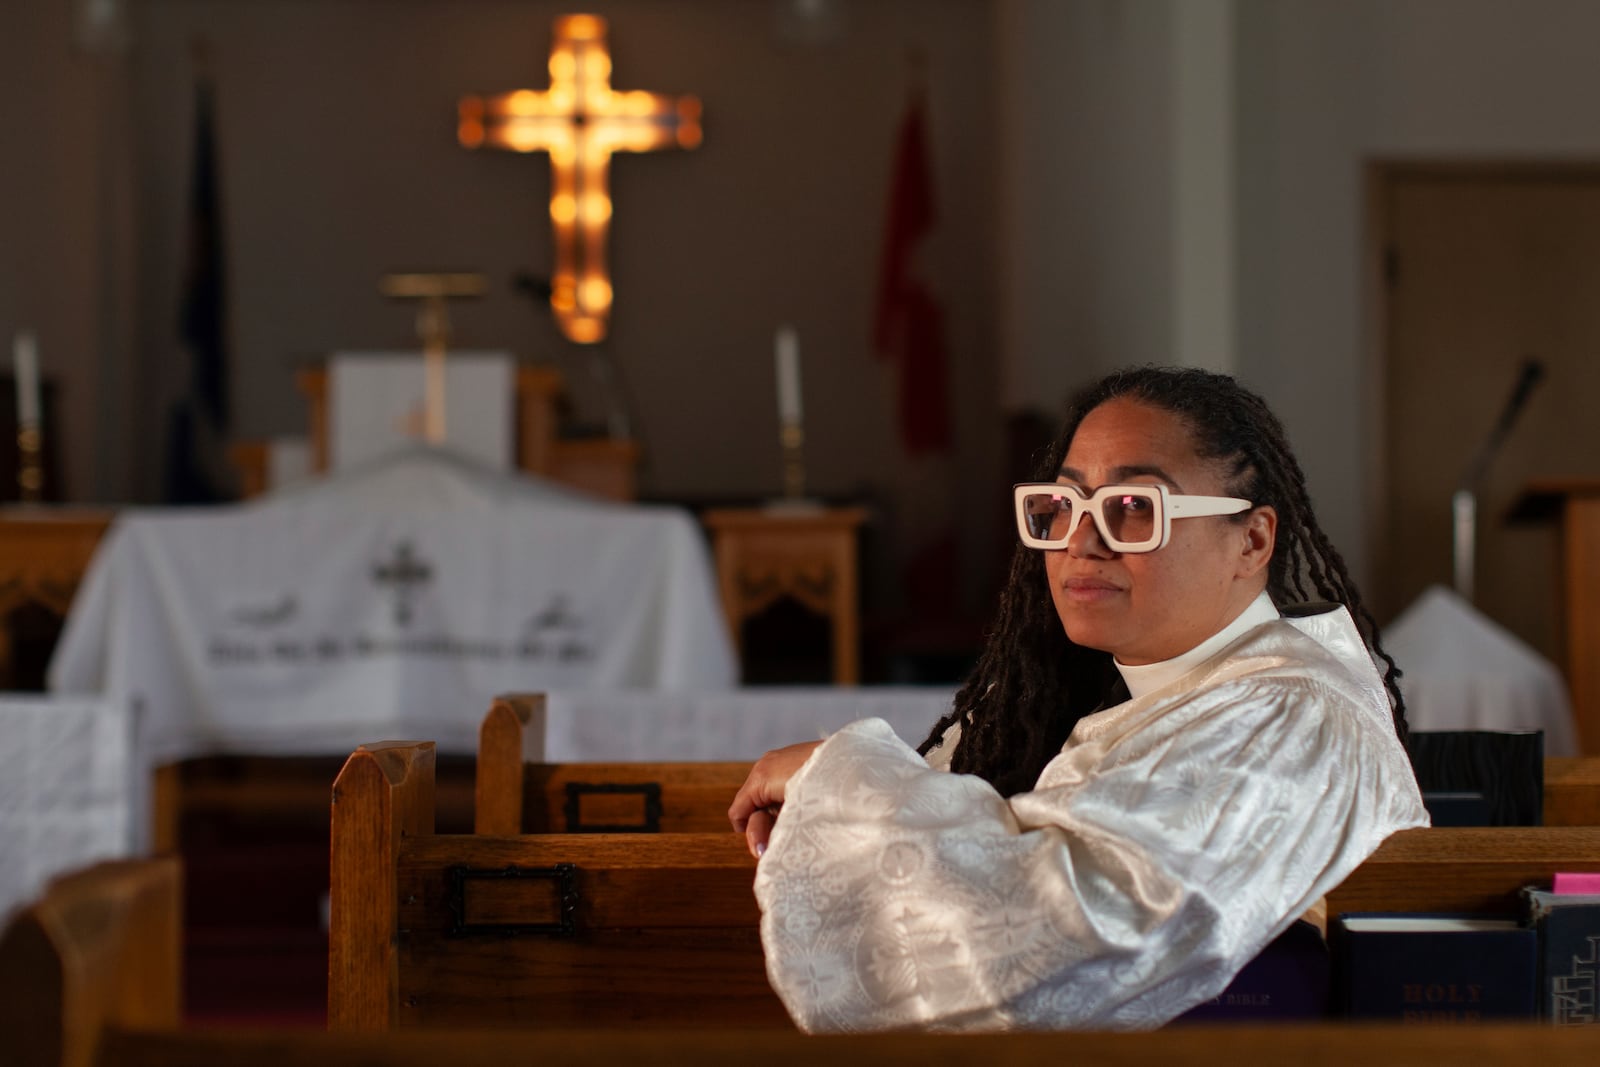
[919,365,1408,797]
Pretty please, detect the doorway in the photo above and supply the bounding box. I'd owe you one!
[1375,164,1600,671]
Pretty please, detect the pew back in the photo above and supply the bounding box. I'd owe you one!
[86,1023,1600,1067]
[480,695,1600,833]
[0,857,182,1067]
[1544,757,1600,826]
[1326,825,1600,914]
[12,859,1599,1064]
[476,693,749,834]
[333,740,784,1031]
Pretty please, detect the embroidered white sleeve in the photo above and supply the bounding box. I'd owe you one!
[753,673,1425,1033]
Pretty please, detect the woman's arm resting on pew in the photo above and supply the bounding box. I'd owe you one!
[730,740,823,857]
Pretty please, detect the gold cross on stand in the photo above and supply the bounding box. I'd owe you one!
[457,14,701,344]
[378,272,487,443]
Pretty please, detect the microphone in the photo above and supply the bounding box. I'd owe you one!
[1459,358,1546,491]
[1453,358,1546,601]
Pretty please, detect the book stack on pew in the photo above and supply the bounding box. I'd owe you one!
[1332,872,1600,1025]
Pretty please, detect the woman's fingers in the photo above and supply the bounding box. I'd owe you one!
[728,740,826,838]
[728,765,775,832]
[745,807,776,858]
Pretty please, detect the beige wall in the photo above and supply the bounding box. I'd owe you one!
[994,0,1174,411]
[3,0,136,503]
[1236,0,1600,604]
[17,0,1600,627]
[6,0,1008,620]
[124,0,1000,513]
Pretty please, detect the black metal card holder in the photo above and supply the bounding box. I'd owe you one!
[563,781,663,833]
[445,863,579,937]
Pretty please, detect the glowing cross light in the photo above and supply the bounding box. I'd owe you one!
[458,14,702,344]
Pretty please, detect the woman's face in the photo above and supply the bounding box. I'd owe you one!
[1044,398,1274,665]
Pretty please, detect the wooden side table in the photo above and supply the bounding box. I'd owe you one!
[700,506,867,685]
[0,508,115,687]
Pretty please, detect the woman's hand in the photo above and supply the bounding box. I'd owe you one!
[728,740,823,858]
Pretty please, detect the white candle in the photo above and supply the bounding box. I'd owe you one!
[775,325,802,425]
[13,330,40,428]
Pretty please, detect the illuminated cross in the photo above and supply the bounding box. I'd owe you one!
[458,14,702,344]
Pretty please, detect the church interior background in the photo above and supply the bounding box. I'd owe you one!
[13,0,1600,668]
[8,0,1600,1029]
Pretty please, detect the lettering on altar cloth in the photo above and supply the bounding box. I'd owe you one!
[206,540,596,668]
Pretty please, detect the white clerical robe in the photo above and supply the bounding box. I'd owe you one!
[753,604,1428,1032]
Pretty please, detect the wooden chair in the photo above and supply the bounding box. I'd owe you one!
[475,694,751,834]
[330,740,784,1031]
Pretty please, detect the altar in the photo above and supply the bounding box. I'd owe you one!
[48,447,736,770]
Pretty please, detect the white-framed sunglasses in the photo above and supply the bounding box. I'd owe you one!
[1013,483,1253,553]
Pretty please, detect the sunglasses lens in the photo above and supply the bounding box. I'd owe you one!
[1099,491,1158,548]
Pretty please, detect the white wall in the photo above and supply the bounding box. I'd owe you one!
[20,0,1600,608]
[994,0,1174,414]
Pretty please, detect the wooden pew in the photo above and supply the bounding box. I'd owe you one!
[10,859,1600,1066]
[78,1023,1600,1067]
[339,736,1600,1032]
[331,739,784,1030]
[1327,825,1600,914]
[479,693,1600,833]
[475,693,750,834]
[1545,757,1600,825]
[0,857,182,1067]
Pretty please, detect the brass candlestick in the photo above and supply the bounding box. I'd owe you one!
[17,424,42,503]
[781,419,806,500]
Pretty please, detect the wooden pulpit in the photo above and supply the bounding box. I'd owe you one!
[1510,479,1600,754]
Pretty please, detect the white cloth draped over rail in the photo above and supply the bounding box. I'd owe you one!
[48,447,736,766]
[536,688,958,763]
[754,607,1427,1032]
[0,697,133,925]
[1384,584,1578,756]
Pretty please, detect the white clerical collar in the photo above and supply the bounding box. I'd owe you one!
[1114,589,1281,701]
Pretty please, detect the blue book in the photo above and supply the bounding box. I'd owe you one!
[1521,889,1600,1025]
[1335,913,1537,1022]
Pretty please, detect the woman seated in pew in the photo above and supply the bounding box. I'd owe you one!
[730,365,1428,1032]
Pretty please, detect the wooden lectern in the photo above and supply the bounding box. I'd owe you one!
[1509,479,1600,754]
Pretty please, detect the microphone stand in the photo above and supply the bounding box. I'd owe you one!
[1452,359,1545,602]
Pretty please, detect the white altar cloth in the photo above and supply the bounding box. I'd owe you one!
[0,697,133,924]
[48,447,736,767]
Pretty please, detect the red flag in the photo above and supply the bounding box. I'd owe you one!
[873,97,952,456]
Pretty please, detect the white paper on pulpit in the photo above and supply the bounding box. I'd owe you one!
[329,351,514,472]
